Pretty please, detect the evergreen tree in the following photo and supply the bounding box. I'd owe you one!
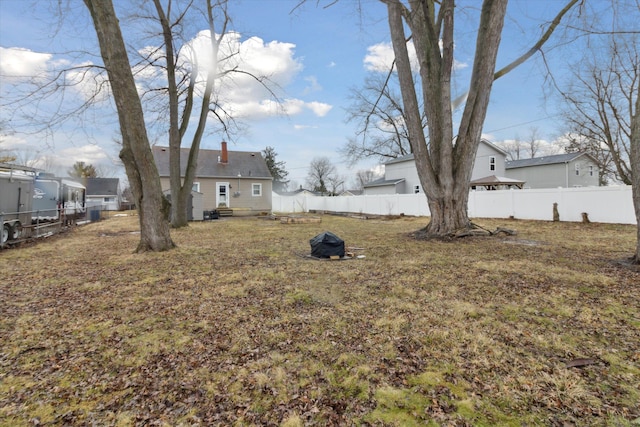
[262,146,289,192]
[68,161,97,178]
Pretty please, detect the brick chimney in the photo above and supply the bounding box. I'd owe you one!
[220,141,228,164]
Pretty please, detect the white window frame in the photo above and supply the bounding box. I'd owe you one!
[414,185,420,194]
[490,156,496,171]
[192,181,200,192]
[588,165,594,176]
[252,183,262,197]
[575,163,580,176]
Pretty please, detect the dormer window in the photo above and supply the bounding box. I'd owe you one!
[490,156,495,171]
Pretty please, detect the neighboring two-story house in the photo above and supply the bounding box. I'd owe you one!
[363,139,508,195]
[505,152,600,188]
[152,142,273,217]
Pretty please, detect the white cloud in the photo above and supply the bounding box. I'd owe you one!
[223,98,301,119]
[175,30,331,121]
[0,47,51,79]
[183,31,302,95]
[223,98,331,120]
[306,101,332,117]
[0,134,29,150]
[364,41,467,73]
[58,144,109,166]
[364,42,398,72]
[0,46,109,106]
[302,75,322,94]
[294,124,318,130]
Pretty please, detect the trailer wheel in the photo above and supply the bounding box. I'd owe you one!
[9,222,21,240]
[1,224,9,245]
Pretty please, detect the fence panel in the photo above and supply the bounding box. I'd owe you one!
[272,185,635,224]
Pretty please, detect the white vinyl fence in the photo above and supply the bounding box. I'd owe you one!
[272,185,636,225]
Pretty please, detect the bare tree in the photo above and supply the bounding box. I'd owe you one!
[139,0,283,228]
[327,173,346,196]
[524,127,542,159]
[153,0,229,228]
[557,36,638,186]
[496,136,524,161]
[83,0,175,252]
[383,0,578,237]
[550,2,640,263]
[306,156,338,195]
[8,148,40,168]
[341,73,420,165]
[355,168,383,190]
[498,127,545,161]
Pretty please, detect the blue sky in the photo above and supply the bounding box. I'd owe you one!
[0,0,588,189]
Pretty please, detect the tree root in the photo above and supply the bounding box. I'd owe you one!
[412,222,517,240]
[451,223,517,238]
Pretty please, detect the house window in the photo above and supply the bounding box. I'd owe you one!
[414,185,420,194]
[575,164,580,176]
[490,156,495,171]
[252,183,262,196]
[104,197,114,203]
[192,181,200,192]
[589,166,594,176]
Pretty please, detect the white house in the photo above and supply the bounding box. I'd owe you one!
[84,178,121,211]
[505,152,600,188]
[364,139,508,195]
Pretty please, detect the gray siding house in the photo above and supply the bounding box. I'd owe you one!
[152,142,273,217]
[364,139,508,194]
[85,178,121,211]
[505,153,599,188]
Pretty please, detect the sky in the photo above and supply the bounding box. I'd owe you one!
[0,0,601,190]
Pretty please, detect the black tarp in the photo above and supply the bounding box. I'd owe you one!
[310,231,345,258]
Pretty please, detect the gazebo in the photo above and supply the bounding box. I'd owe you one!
[470,175,525,190]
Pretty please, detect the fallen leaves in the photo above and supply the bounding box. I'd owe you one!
[0,215,638,425]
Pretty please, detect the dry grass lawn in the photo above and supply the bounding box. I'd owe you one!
[1,214,639,426]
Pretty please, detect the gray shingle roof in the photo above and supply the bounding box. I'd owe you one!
[152,146,272,179]
[84,178,119,196]
[363,177,405,188]
[506,153,588,169]
[383,139,506,165]
[384,154,415,165]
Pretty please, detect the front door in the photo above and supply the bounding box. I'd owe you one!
[216,182,229,208]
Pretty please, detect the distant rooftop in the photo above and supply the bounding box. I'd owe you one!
[506,153,590,169]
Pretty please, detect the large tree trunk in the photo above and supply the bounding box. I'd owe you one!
[630,79,640,263]
[84,0,175,252]
[425,187,471,235]
[386,0,507,237]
